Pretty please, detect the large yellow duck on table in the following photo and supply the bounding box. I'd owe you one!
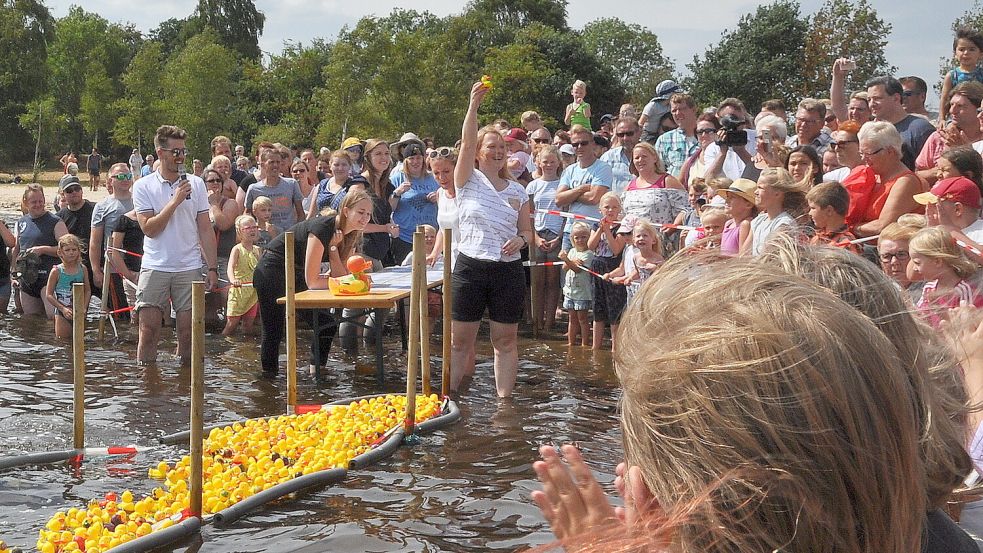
[328,255,373,295]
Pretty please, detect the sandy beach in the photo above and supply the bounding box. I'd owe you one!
[0,169,110,211]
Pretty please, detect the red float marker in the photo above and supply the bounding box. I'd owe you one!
[294,404,322,414]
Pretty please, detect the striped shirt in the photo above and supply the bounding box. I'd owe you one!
[457,170,527,262]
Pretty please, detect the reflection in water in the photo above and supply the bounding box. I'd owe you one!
[0,310,621,551]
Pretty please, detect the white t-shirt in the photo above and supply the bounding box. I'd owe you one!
[456,170,527,262]
[701,129,758,180]
[750,211,795,256]
[132,171,210,272]
[437,188,460,268]
[973,140,983,155]
[964,217,983,245]
[823,166,850,183]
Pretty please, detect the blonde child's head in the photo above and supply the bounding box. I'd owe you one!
[706,176,732,198]
[616,257,925,552]
[598,191,623,220]
[235,214,258,240]
[57,233,85,258]
[420,224,437,251]
[535,145,563,179]
[571,79,587,98]
[699,208,728,238]
[757,167,807,215]
[252,196,273,222]
[896,213,927,228]
[570,221,591,250]
[631,217,661,252]
[909,226,978,280]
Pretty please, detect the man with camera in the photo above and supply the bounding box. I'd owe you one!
[654,93,699,177]
[703,98,757,180]
[786,98,832,154]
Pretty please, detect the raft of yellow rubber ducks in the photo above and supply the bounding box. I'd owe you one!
[29,394,442,553]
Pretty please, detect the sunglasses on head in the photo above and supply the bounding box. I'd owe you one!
[427,147,457,159]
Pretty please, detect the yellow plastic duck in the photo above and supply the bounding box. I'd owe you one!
[328,255,373,295]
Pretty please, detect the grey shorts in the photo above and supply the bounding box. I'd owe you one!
[135,267,201,313]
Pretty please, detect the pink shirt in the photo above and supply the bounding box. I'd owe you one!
[915,131,946,171]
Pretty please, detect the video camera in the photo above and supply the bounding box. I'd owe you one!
[716,114,748,148]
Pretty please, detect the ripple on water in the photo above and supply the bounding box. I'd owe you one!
[0,314,623,551]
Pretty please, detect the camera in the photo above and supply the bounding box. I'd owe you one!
[717,114,748,148]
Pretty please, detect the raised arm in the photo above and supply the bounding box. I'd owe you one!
[455,81,490,190]
[830,58,850,123]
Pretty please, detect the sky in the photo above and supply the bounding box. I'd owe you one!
[45,0,975,108]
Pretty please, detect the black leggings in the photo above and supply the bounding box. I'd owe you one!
[254,260,336,373]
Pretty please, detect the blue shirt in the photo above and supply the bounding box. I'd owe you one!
[600,147,632,197]
[390,171,439,243]
[558,160,612,234]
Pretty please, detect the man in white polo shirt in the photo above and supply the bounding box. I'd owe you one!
[132,125,217,365]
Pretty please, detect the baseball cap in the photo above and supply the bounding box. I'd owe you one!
[504,128,528,143]
[58,175,82,192]
[616,214,638,234]
[599,113,615,124]
[559,144,576,156]
[715,178,757,205]
[654,80,683,101]
[913,176,982,209]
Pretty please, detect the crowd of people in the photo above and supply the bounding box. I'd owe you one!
[3,22,983,549]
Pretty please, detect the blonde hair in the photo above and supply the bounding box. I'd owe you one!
[534,145,562,177]
[758,167,807,216]
[57,233,85,255]
[629,142,666,175]
[234,214,257,235]
[616,257,926,552]
[210,154,231,168]
[699,207,727,224]
[896,213,927,228]
[21,183,44,211]
[474,125,509,180]
[571,79,587,92]
[757,235,972,509]
[878,222,920,245]
[251,195,272,211]
[631,217,662,251]
[570,220,591,236]
[909,226,979,279]
[335,189,370,258]
[599,191,622,210]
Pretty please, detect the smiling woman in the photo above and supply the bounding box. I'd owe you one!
[252,190,372,375]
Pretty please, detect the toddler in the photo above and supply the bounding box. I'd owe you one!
[908,226,983,328]
[223,215,262,336]
[564,80,592,130]
[939,26,983,125]
[609,218,664,303]
[44,234,91,339]
[559,221,594,346]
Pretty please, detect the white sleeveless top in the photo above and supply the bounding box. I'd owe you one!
[456,170,527,262]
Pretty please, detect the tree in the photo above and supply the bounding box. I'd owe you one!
[194,0,265,60]
[685,1,809,110]
[580,18,675,104]
[0,0,55,163]
[113,41,166,150]
[149,17,199,58]
[801,0,894,99]
[159,30,241,159]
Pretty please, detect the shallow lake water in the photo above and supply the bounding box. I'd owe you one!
[0,307,622,552]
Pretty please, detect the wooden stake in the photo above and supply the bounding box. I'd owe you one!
[189,281,205,518]
[98,234,111,340]
[405,229,423,434]
[527,202,540,338]
[417,226,431,397]
[284,231,297,415]
[72,282,85,449]
[441,228,452,399]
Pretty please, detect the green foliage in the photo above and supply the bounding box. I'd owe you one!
[113,41,165,149]
[685,1,809,111]
[194,0,265,60]
[158,31,241,159]
[581,18,675,104]
[0,0,54,163]
[801,0,894,99]
[149,17,199,58]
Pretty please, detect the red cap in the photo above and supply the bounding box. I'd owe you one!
[504,128,528,143]
[913,176,981,210]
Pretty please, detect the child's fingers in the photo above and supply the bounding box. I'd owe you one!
[561,444,617,522]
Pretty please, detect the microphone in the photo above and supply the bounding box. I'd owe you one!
[176,162,191,200]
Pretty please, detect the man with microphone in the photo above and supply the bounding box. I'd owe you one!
[132,125,218,365]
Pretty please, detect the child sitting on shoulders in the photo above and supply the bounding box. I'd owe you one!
[909,226,983,328]
[559,221,594,347]
[223,215,262,336]
[252,195,282,251]
[939,26,983,126]
[44,234,90,339]
[609,218,664,303]
[806,182,862,254]
[564,79,592,130]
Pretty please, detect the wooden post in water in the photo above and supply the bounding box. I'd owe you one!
[98,234,112,340]
[189,281,205,518]
[441,228,452,398]
[417,225,431,397]
[72,282,85,449]
[527,202,540,338]
[284,231,297,415]
[405,229,423,434]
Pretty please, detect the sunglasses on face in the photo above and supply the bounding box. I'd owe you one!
[292,168,307,173]
[111,173,133,181]
[205,178,223,184]
[828,140,857,150]
[571,141,592,148]
[164,148,188,156]
[696,128,717,135]
[532,138,551,144]
[616,131,636,138]
[427,147,457,159]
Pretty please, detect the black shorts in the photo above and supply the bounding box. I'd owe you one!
[88,168,100,177]
[592,255,627,323]
[452,254,524,324]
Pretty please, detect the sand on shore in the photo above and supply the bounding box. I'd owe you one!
[0,170,110,211]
